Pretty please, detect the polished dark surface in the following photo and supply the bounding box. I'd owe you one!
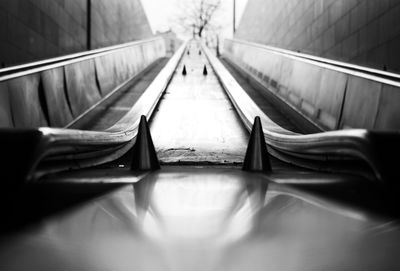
[1,168,399,271]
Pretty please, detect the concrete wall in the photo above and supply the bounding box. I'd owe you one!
[0,0,153,67]
[91,0,153,49]
[236,0,400,73]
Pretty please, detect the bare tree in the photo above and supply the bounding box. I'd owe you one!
[174,0,222,38]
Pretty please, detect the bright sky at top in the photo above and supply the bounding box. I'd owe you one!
[141,0,248,39]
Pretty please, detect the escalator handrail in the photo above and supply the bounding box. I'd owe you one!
[226,38,400,85]
[204,43,400,183]
[0,37,162,82]
[3,41,187,182]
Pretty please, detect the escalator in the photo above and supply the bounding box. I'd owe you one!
[0,40,399,271]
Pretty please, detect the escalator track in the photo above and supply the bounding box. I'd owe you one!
[1,40,400,271]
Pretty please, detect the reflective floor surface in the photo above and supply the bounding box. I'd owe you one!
[1,168,399,271]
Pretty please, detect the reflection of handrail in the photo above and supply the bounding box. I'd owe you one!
[226,38,400,84]
[266,182,369,221]
[1,42,187,182]
[203,43,400,184]
[0,37,162,81]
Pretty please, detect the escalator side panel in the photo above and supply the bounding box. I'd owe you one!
[7,73,48,128]
[41,67,74,127]
[0,82,14,127]
[64,59,102,118]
